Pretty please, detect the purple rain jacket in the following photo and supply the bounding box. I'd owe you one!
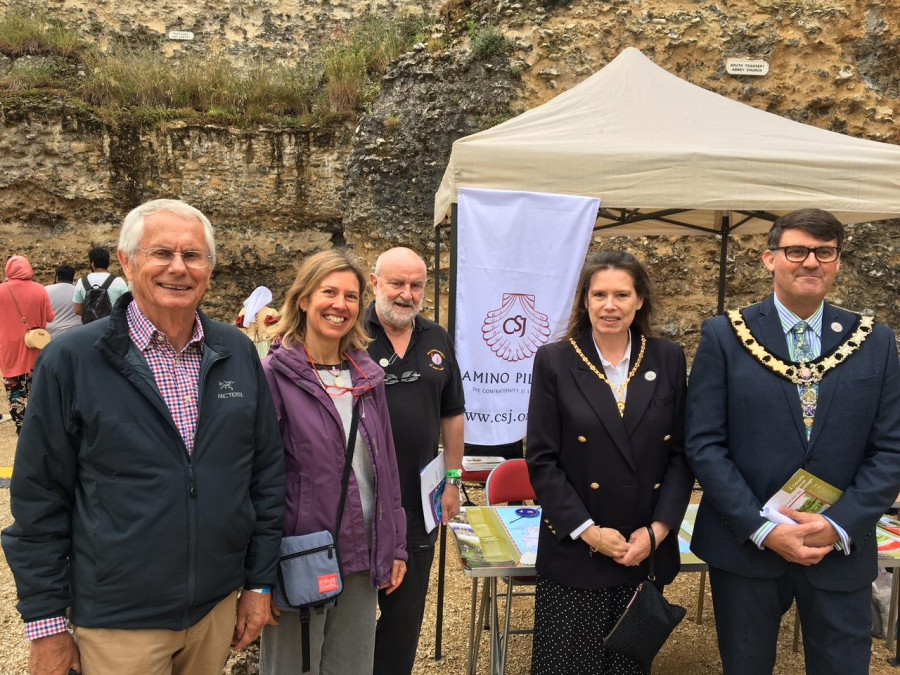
[262,341,407,588]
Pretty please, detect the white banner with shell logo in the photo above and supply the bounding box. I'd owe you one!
[456,188,598,445]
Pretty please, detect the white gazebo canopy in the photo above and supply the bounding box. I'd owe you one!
[434,47,900,234]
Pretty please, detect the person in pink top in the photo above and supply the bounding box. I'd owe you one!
[0,255,54,433]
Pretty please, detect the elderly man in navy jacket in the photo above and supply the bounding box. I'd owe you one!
[3,199,285,675]
[686,208,900,675]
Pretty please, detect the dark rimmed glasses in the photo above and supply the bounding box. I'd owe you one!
[139,248,212,269]
[770,245,841,263]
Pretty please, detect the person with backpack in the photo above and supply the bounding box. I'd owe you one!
[73,247,129,324]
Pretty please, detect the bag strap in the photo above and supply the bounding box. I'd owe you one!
[646,525,657,581]
[4,285,27,326]
[82,276,92,291]
[295,403,358,675]
[334,403,360,534]
[100,274,115,290]
[300,609,312,673]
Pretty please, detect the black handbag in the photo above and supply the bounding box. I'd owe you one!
[603,525,686,665]
[274,403,359,673]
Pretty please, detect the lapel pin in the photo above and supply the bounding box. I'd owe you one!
[379,358,390,367]
[644,371,656,381]
[830,322,842,333]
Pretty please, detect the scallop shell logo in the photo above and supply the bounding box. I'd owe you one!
[482,293,551,362]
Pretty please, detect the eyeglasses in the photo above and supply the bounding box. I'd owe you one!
[384,370,421,386]
[771,245,841,263]
[138,248,212,269]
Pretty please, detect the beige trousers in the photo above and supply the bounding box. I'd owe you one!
[73,591,238,675]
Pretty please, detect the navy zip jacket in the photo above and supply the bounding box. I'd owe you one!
[2,293,285,629]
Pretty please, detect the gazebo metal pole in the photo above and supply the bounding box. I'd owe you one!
[716,212,731,315]
[433,203,458,661]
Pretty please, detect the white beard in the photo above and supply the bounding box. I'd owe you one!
[376,294,421,329]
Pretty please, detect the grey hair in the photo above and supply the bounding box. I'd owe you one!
[118,199,216,265]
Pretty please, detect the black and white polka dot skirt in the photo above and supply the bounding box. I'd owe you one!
[531,576,649,675]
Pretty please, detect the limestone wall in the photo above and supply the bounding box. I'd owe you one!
[0,0,897,351]
[0,111,351,319]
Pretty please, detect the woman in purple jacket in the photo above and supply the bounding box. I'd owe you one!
[260,249,407,675]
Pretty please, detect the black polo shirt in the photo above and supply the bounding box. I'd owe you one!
[366,304,466,546]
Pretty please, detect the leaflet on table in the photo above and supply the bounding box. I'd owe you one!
[493,506,540,565]
[462,456,505,472]
[450,507,522,566]
[449,510,513,567]
[420,452,445,533]
[450,507,512,568]
[759,468,843,525]
[877,515,900,555]
[678,504,705,566]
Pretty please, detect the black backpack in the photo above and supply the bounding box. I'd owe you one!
[81,274,116,324]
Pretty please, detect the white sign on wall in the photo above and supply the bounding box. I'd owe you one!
[168,31,195,41]
[726,58,769,76]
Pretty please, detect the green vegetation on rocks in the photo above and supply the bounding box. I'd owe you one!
[0,8,79,56]
[468,22,514,59]
[0,7,431,127]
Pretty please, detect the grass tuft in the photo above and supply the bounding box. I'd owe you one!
[0,8,431,126]
[468,22,513,60]
[0,8,82,57]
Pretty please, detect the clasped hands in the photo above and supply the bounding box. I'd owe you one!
[580,522,669,567]
[762,506,839,566]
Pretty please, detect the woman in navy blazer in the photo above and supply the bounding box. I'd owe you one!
[526,251,693,675]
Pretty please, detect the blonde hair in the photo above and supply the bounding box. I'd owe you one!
[273,249,371,354]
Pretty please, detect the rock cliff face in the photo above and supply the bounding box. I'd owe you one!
[0,0,897,351]
[0,110,353,319]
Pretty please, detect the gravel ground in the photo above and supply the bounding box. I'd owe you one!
[1,405,900,673]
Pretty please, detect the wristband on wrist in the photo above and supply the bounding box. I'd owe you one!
[246,586,271,594]
[445,469,462,479]
[445,476,462,488]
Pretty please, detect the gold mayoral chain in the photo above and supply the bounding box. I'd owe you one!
[726,309,874,385]
[570,335,647,418]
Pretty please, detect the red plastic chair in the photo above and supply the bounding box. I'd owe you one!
[474,459,537,675]
[485,458,536,505]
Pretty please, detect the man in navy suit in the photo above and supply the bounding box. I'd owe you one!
[686,208,900,674]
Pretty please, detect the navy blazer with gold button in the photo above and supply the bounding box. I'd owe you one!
[525,330,693,589]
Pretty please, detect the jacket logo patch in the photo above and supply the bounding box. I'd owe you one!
[218,380,244,398]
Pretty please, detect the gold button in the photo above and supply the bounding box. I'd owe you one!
[577,435,587,443]
[663,434,671,441]
[653,483,661,490]
[590,482,600,490]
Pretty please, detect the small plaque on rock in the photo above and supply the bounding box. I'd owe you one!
[725,58,769,76]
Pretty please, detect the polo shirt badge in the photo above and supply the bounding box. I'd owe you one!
[427,349,446,371]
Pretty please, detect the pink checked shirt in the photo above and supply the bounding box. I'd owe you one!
[25,302,205,641]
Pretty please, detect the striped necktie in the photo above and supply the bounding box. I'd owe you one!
[791,321,817,440]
